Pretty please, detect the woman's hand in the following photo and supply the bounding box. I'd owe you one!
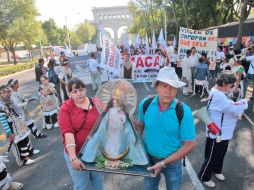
[71,158,85,171]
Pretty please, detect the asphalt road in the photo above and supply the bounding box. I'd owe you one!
[0,69,254,190]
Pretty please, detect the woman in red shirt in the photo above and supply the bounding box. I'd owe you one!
[58,78,104,190]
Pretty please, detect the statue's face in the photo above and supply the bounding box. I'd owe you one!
[113,99,119,107]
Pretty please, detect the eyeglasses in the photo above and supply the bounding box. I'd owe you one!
[71,88,85,94]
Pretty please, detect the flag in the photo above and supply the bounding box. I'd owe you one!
[124,32,130,52]
[100,31,122,76]
[158,28,166,49]
[63,44,74,57]
[145,32,150,55]
[173,36,177,48]
[135,34,141,49]
[152,31,157,50]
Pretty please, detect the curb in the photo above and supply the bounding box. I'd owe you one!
[0,68,35,80]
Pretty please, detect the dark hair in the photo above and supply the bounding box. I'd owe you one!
[218,46,223,51]
[186,49,191,56]
[0,85,11,92]
[216,73,236,86]
[48,58,56,68]
[60,51,65,56]
[90,53,96,58]
[191,47,196,50]
[39,58,44,64]
[234,49,241,55]
[67,78,86,92]
[174,48,178,51]
[7,79,18,87]
[201,52,207,58]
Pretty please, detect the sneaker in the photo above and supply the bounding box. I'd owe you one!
[23,159,34,166]
[8,182,23,190]
[33,149,40,155]
[203,180,216,188]
[214,173,225,181]
[54,122,59,128]
[37,133,47,139]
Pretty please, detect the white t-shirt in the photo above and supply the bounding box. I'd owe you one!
[215,51,225,62]
[246,55,254,74]
[87,59,99,72]
[207,88,248,140]
[189,53,200,67]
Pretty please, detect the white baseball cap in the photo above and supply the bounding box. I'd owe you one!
[153,66,186,88]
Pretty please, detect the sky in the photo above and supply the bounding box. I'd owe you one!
[36,0,130,29]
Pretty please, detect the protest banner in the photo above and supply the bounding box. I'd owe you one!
[178,27,218,61]
[100,33,122,76]
[131,55,160,83]
[69,54,108,84]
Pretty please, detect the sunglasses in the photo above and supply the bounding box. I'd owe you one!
[71,88,85,94]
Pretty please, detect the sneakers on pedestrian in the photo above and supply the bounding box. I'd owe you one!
[54,122,59,128]
[203,180,216,188]
[33,149,40,155]
[23,159,34,166]
[214,173,225,181]
[8,182,23,190]
[37,133,47,139]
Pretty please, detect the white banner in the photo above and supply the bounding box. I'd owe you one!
[178,27,218,60]
[100,33,122,76]
[131,55,160,83]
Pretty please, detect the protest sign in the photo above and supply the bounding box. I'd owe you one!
[131,55,160,83]
[100,33,122,76]
[69,54,108,84]
[178,27,218,60]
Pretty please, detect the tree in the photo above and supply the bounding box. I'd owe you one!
[42,18,62,46]
[75,20,97,43]
[0,0,39,64]
[236,0,254,48]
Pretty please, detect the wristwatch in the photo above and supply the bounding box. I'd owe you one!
[160,161,167,168]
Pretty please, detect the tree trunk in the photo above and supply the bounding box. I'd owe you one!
[4,46,10,62]
[182,0,189,28]
[10,48,17,65]
[236,0,249,49]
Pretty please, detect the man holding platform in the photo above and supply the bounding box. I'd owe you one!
[136,66,196,190]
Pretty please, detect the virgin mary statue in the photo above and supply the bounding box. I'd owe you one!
[79,80,149,169]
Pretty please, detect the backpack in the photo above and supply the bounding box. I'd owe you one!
[143,96,184,125]
[142,96,186,166]
[48,68,59,85]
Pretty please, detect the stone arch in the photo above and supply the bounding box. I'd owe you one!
[104,27,114,39]
[117,26,129,44]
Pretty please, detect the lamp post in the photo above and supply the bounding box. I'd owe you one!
[64,12,80,50]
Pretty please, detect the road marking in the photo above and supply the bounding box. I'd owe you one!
[184,157,205,190]
[243,113,254,133]
[143,82,150,91]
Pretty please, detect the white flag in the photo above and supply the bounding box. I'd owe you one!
[158,28,166,49]
[173,36,177,48]
[152,31,157,50]
[145,32,150,55]
[124,33,130,52]
[100,31,122,76]
[64,44,74,57]
[135,34,141,49]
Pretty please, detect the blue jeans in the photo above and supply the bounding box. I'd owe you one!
[145,160,182,190]
[64,151,104,190]
[243,73,254,98]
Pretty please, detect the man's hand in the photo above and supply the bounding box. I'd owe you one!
[8,134,15,142]
[71,158,85,171]
[147,162,162,177]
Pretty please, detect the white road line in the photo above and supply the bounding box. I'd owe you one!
[143,82,150,91]
[184,157,205,190]
[243,113,254,133]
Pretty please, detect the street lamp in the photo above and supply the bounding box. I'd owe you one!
[65,12,80,50]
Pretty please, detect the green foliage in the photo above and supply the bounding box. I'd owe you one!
[42,18,63,46]
[0,61,37,77]
[128,0,254,39]
[75,20,97,43]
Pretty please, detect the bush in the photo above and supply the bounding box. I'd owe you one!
[0,62,37,77]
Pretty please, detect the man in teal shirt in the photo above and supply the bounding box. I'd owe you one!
[136,66,196,190]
